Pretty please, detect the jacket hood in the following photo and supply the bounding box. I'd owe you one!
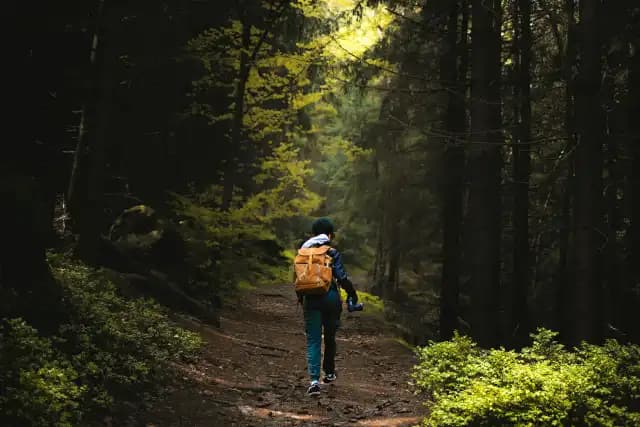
[301,234,330,248]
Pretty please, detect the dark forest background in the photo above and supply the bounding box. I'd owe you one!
[2,0,640,424]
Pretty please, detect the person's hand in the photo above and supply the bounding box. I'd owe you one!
[347,292,363,312]
[347,290,358,305]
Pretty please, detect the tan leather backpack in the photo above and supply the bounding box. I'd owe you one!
[293,245,333,295]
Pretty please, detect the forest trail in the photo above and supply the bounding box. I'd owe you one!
[140,283,427,426]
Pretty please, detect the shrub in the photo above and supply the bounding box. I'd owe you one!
[0,256,203,426]
[0,319,84,427]
[171,143,323,297]
[53,259,203,410]
[339,288,385,316]
[413,329,640,426]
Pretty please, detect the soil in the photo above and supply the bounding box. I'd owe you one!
[138,283,428,426]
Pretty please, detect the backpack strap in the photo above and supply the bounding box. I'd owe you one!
[318,245,333,266]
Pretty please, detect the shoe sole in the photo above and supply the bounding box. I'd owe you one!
[307,390,321,396]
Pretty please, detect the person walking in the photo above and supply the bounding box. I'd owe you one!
[294,217,360,396]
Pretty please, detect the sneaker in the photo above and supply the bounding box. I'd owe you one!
[306,381,321,396]
[323,373,337,383]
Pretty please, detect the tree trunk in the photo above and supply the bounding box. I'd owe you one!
[569,0,603,345]
[555,0,577,337]
[373,211,385,284]
[510,0,532,348]
[439,0,468,340]
[602,11,628,335]
[76,0,120,264]
[222,11,251,210]
[64,0,116,263]
[385,214,400,299]
[67,0,105,215]
[387,248,400,299]
[604,110,621,335]
[627,21,640,342]
[0,177,65,333]
[468,0,503,347]
[554,160,573,331]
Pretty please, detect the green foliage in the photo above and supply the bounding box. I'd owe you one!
[184,0,399,289]
[413,329,640,427]
[247,143,323,222]
[187,0,393,140]
[187,12,322,142]
[0,319,83,427]
[54,259,202,409]
[339,288,384,316]
[305,92,381,268]
[0,256,202,426]
[173,143,322,294]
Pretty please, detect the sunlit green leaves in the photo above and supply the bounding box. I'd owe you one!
[413,329,640,426]
[171,142,322,291]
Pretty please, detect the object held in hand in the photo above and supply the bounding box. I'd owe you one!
[347,297,364,312]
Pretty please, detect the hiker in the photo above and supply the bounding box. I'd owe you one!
[294,217,359,396]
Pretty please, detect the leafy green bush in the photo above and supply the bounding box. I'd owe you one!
[0,256,203,426]
[54,259,202,410]
[172,143,322,295]
[339,288,385,316]
[413,330,640,426]
[0,319,83,427]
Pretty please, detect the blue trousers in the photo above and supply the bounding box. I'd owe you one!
[303,287,341,382]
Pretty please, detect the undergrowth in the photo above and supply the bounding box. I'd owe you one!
[0,255,202,427]
[339,288,385,316]
[413,329,640,426]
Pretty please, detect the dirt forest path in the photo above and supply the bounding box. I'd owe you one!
[141,283,427,426]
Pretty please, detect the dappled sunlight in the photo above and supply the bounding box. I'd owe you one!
[211,377,257,390]
[296,0,394,65]
[325,0,357,12]
[357,416,422,426]
[238,405,324,422]
[343,380,394,398]
[324,5,394,60]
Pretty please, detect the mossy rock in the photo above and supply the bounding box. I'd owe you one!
[107,206,189,283]
[109,205,158,240]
